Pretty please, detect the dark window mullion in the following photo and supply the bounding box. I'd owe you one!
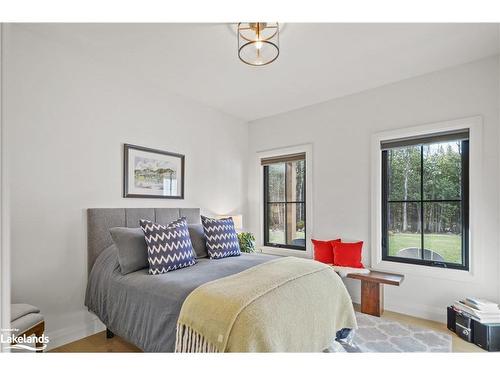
[266,201,305,204]
[284,162,288,245]
[461,140,469,269]
[303,160,306,244]
[381,137,468,270]
[264,159,306,251]
[388,199,462,203]
[381,151,388,255]
[420,145,424,260]
[263,166,269,245]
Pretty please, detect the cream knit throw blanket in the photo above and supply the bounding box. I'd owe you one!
[175,257,357,352]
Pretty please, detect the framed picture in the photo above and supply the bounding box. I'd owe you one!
[123,144,185,199]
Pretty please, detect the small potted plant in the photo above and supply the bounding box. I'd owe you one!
[237,232,256,253]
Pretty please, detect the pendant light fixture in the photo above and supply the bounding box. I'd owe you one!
[238,22,279,66]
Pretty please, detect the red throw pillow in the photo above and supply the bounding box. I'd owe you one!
[332,241,364,268]
[312,239,341,264]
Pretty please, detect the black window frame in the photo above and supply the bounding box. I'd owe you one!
[381,135,469,270]
[263,157,306,251]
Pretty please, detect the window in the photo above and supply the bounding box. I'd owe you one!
[381,130,469,270]
[262,153,306,250]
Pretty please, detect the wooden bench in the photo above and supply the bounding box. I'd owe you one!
[10,304,45,352]
[346,271,404,317]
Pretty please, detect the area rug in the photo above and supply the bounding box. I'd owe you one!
[329,312,452,353]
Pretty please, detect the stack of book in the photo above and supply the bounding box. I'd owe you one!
[453,298,500,324]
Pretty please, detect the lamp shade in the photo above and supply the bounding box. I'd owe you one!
[238,22,279,66]
[216,214,243,231]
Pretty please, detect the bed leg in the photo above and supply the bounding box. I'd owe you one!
[106,328,114,339]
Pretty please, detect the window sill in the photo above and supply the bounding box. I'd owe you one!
[371,258,477,283]
[258,246,312,259]
[382,255,468,271]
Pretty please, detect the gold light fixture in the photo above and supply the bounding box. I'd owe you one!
[238,22,279,66]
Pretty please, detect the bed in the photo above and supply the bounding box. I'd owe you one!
[84,207,356,352]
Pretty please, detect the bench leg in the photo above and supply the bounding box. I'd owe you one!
[360,281,384,317]
[33,322,45,353]
[106,328,115,339]
[18,321,45,352]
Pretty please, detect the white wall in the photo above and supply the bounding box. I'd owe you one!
[5,25,248,348]
[247,56,500,322]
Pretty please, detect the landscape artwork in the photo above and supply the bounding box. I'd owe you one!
[123,144,185,199]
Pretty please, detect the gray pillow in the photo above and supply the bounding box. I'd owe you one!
[188,223,208,258]
[109,227,148,274]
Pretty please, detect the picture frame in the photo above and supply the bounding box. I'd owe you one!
[123,143,185,199]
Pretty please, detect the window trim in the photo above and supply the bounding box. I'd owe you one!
[263,157,306,251]
[257,144,313,259]
[380,139,469,270]
[371,116,484,282]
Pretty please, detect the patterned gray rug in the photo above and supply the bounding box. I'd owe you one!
[328,312,452,353]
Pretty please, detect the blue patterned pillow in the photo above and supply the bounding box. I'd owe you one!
[140,217,196,275]
[201,216,241,259]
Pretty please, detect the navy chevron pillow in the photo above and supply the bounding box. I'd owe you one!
[201,216,241,259]
[140,217,196,275]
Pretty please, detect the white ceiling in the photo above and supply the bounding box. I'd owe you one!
[19,23,500,121]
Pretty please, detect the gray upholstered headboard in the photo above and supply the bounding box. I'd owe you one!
[87,207,201,274]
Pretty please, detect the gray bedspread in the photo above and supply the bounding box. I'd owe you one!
[84,245,276,352]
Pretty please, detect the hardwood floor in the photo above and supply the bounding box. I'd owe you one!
[50,331,141,353]
[50,307,484,353]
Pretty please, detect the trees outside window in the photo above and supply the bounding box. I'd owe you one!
[381,133,469,270]
[263,154,306,250]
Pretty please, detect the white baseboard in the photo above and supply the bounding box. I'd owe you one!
[344,279,446,323]
[45,311,105,351]
[383,301,446,323]
[349,294,446,323]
